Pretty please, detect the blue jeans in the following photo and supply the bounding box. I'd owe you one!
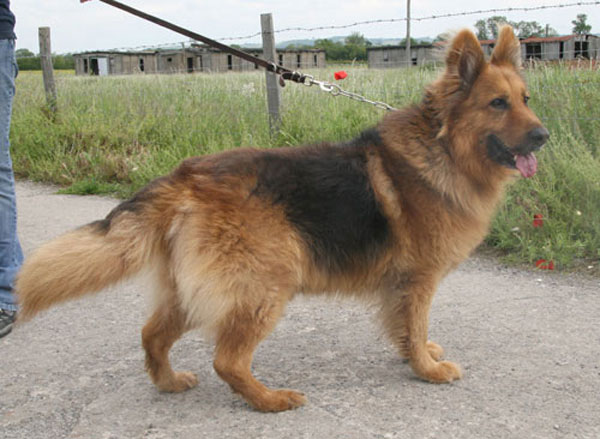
[0,39,21,311]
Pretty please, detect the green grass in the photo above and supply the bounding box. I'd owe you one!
[10,66,600,271]
[487,67,600,271]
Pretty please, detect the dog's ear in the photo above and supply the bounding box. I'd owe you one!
[490,25,522,68]
[445,29,485,90]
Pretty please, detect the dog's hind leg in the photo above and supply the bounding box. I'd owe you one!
[213,294,306,412]
[142,304,198,392]
[142,267,198,393]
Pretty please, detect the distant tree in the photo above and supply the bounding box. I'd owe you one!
[484,16,509,39]
[314,35,369,61]
[15,48,35,58]
[284,43,312,50]
[345,44,366,61]
[17,54,74,71]
[543,25,559,38]
[474,17,558,40]
[53,54,75,70]
[314,38,346,61]
[475,19,489,40]
[344,32,368,61]
[345,32,367,46]
[512,21,540,38]
[512,21,557,38]
[16,57,40,70]
[572,14,592,35]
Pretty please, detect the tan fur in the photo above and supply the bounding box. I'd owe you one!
[16,212,158,321]
[16,27,547,412]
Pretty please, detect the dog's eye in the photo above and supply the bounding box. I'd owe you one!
[490,98,508,110]
[524,96,530,106]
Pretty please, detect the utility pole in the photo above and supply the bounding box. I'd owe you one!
[405,0,411,68]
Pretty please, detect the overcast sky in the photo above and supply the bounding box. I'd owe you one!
[11,0,600,54]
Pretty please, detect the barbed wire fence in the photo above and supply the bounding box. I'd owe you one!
[37,1,600,124]
[83,1,600,52]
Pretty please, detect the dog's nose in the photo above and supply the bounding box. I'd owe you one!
[528,126,550,147]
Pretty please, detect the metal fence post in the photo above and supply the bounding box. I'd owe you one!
[261,13,281,135]
[38,27,57,114]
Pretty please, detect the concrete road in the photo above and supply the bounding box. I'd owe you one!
[1,181,599,439]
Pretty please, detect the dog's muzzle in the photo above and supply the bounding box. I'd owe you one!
[486,127,549,178]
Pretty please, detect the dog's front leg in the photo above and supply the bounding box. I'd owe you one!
[381,274,462,383]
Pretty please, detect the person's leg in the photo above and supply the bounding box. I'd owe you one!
[0,38,22,317]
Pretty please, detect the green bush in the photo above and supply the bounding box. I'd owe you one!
[17,55,75,71]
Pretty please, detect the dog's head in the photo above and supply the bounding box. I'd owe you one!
[433,26,549,179]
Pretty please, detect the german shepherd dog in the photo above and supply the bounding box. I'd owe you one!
[17,27,548,412]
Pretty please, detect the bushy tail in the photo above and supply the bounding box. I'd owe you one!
[16,212,159,321]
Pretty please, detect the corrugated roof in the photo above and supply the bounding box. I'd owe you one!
[521,35,578,43]
[479,34,597,45]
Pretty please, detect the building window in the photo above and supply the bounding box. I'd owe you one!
[90,58,99,75]
[297,54,301,68]
[525,43,542,60]
[575,41,589,59]
[227,54,233,70]
[83,58,88,74]
[139,58,145,72]
[314,54,318,66]
[187,57,194,73]
[198,55,203,72]
[559,41,564,59]
[278,53,283,66]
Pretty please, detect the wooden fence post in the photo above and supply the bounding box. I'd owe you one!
[38,27,57,113]
[261,13,281,135]
[405,0,411,68]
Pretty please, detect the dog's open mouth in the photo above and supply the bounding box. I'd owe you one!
[486,135,537,178]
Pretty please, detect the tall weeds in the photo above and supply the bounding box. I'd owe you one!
[11,66,600,269]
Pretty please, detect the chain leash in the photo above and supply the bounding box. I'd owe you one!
[299,74,398,112]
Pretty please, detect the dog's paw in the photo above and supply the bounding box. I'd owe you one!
[158,371,199,393]
[419,361,462,383]
[426,341,444,361]
[250,389,307,412]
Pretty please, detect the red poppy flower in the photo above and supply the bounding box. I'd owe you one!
[334,71,348,80]
[532,214,543,228]
[535,259,555,270]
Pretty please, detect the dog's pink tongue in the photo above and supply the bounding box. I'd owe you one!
[515,153,537,178]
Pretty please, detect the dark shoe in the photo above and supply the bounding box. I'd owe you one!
[0,308,16,338]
